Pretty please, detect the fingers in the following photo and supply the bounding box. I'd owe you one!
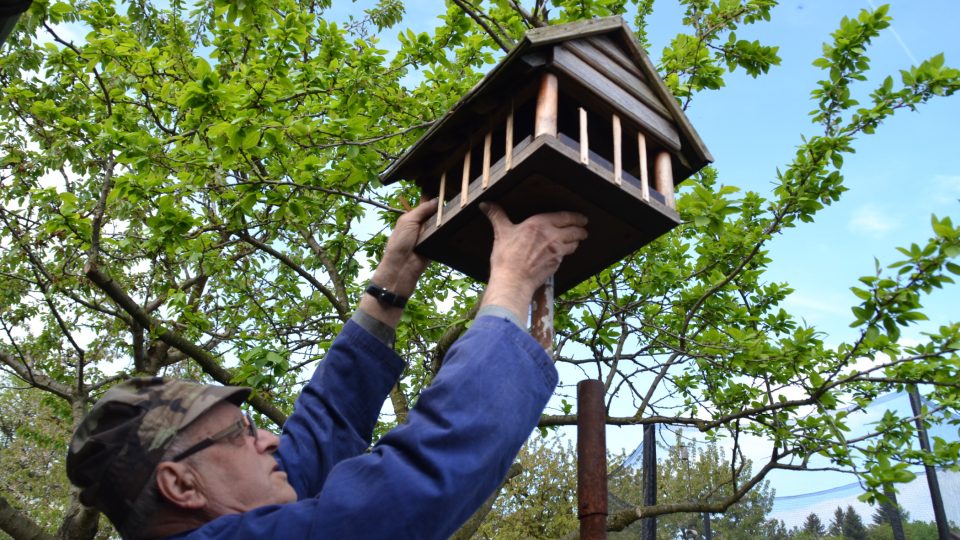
[550,220,589,243]
[480,202,513,234]
[374,198,438,301]
[400,197,438,225]
[540,210,589,229]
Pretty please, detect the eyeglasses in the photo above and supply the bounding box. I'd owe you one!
[170,411,258,462]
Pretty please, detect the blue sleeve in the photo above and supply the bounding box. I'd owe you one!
[274,319,406,499]
[173,315,558,540]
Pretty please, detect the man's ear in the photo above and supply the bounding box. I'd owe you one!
[155,461,206,510]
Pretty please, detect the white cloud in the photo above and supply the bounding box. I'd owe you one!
[847,203,898,237]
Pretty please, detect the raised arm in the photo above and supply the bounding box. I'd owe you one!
[274,199,438,498]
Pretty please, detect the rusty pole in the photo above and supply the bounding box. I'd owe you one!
[578,379,608,539]
[530,276,555,353]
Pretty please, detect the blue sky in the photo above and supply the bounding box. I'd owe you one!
[325,0,960,505]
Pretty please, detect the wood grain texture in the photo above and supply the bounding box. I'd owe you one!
[579,107,589,164]
[563,39,668,118]
[655,151,675,209]
[612,113,622,186]
[535,72,559,137]
[638,132,649,201]
[552,46,681,151]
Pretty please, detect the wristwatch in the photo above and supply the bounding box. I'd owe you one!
[365,282,408,308]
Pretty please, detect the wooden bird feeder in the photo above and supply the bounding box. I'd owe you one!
[381,17,712,347]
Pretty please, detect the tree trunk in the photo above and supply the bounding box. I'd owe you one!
[55,492,99,540]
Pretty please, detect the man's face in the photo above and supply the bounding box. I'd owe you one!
[179,401,297,514]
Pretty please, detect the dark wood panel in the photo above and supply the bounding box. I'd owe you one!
[586,35,644,80]
[551,47,681,152]
[525,17,625,47]
[562,40,670,119]
[414,136,680,294]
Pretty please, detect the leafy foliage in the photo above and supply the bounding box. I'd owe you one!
[0,0,958,538]
[607,434,780,539]
[473,436,579,539]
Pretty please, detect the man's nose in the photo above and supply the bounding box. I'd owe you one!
[256,429,280,454]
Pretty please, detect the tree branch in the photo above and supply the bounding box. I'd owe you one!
[298,227,349,308]
[235,230,349,322]
[430,302,480,375]
[87,154,116,267]
[508,0,545,28]
[601,457,780,534]
[225,179,402,214]
[83,262,288,427]
[0,491,55,540]
[0,349,76,403]
[449,0,514,53]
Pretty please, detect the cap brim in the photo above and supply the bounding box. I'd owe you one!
[180,384,252,430]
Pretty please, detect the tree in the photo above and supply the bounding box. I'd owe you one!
[606,434,782,540]
[803,512,827,538]
[475,433,783,539]
[830,507,846,537]
[764,519,790,540]
[842,505,868,540]
[871,506,886,526]
[0,386,85,540]
[471,436,579,539]
[1,0,959,538]
[866,517,941,540]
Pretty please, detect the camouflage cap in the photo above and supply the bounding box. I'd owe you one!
[66,377,250,526]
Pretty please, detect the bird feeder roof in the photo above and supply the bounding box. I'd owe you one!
[381,16,713,187]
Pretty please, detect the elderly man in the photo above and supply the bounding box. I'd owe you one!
[66,200,588,539]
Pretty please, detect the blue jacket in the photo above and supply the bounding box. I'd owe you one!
[168,315,558,539]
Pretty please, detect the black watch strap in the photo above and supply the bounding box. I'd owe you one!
[365,282,408,308]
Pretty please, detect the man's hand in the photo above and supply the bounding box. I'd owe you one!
[372,198,438,296]
[479,202,588,323]
[360,198,438,327]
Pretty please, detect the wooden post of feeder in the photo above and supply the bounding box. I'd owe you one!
[531,72,559,352]
[638,132,650,201]
[654,151,674,208]
[578,379,608,539]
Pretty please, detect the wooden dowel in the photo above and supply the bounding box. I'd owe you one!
[460,149,471,207]
[436,172,446,226]
[505,108,514,172]
[579,107,589,164]
[612,114,622,186]
[461,156,470,207]
[534,73,558,138]
[482,131,492,190]
[655,151,675,208]
[638,132,649,202]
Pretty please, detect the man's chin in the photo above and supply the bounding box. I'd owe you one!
[272,475,297,504]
